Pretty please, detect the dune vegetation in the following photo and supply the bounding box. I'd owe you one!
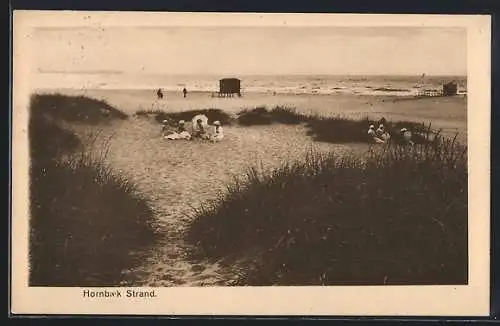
[28,92,467,287]
[186,136,468,286]
[29,93,158,286]
[236,106,433,144]
[136,105,435,145]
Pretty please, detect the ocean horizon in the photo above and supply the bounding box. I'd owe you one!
[33,72,467,97]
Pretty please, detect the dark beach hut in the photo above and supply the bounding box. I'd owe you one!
[442,82,458,96]
[219,78,241,97]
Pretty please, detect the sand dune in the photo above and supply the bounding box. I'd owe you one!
[70,114,365,286]
[56,88,466,286]
[39,88,467,139]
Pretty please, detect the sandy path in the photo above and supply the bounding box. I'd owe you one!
[74,116,366,286]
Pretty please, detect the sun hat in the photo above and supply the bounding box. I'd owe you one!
[400,128,408,132]
[179,120,185,124]
[369,125,375,129]
[214,121,221,126]
[162,119,168,124]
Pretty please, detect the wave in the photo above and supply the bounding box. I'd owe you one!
[373,87,409,92]
[34,72,467,97]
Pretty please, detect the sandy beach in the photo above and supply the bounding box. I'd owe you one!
[39,88,467,139]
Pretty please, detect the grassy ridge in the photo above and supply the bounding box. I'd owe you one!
[305,115,431,144]
[29,94,158,286]
[237,106,307,126]
[237,106,433,144]
[137,105,435,144]
[186,137,468,286]
[31,93,128,124]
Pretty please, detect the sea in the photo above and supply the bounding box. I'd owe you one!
[34,72,467,97]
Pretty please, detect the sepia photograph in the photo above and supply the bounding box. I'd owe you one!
[11,12,490,316]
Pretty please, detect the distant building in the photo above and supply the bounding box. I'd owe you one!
[218,78,241,97]
[442,82,458,96]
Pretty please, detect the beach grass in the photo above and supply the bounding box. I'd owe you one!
[305,115,431,144]
[30,93,128,124]
[185,136,468,286]
[237,106,306,126]
[29,94,158,286]
[237,106,434,144]
[137,105,438,145]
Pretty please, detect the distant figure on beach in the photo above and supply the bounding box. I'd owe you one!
[183,87,188,98]
[210,121,224,142]
[157,88,164,100]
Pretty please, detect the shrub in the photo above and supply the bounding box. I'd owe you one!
[186,137,468,286]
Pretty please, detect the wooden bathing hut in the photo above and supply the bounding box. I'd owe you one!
[442,82,458,96]
[218,78,241,97]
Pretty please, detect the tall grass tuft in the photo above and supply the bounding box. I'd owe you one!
[237,106,306,126]
[29,94,158,286]
[186,137,468,286]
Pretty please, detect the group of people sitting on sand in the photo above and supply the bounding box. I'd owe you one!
[162,115,224,142]
[367,124,392,144]
[367,118,414,145]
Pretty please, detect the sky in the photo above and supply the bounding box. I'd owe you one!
[33,26,467,76]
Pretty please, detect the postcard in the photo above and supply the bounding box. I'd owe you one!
[11,11,491,316]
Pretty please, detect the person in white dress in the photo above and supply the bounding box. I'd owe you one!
[191,115,210,140]
[210,121,224,142]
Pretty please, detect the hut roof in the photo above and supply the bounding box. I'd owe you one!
[220,78,240,81]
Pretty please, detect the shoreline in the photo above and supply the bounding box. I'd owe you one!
[33,87,467,98]
[32,87,467,143]
[32,87,468,105]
